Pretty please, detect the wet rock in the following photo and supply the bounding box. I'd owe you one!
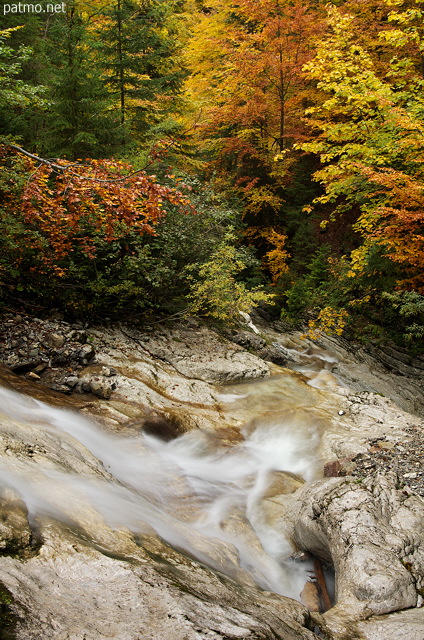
[263,470,305,498]
[231,331,266,350]
[0,394,319,640]
[49,383,72,394]
[283,473,424,630]
[257,345,288,366]
[0,488,32,555]
[141,410,184,441]
[300,581,320,613]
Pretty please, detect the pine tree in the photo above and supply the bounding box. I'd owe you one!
[97,0,186,140]
[40,1,124,159]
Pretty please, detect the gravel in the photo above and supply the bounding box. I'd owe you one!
[351,425,424,497]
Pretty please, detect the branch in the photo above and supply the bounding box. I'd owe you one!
[1,142,166,184]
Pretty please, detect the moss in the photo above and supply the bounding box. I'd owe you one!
[0,583,19,639]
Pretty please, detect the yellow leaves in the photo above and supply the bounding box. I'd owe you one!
[348,294,371,307]
[346,247,368,278]
[306,306,348,340]
[243,185,283,216]
[245,226,289,282]
[187,238,274,322]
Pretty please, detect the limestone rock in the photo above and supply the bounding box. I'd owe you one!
[136,323,270,384]
[0,488,32,554]
[281,473,424,632]
[231,331,266,350]
[257,345,288,366]
[354,608,424,640]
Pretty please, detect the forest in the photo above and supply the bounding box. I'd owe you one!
[0,0,423,350]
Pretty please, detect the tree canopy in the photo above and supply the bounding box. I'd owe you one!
[0,0,423,345]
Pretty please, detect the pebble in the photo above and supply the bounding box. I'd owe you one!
[0,312,108,399]
[351,427,424,497]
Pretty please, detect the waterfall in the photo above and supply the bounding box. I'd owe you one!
[0,382,321,601]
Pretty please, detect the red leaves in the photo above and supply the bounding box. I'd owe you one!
[2,147,194,275]
[357,165,424,290]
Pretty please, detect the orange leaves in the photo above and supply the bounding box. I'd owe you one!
[244,225,289,282]
[2,146,193,276]
[356,164,424,290]
[185,0,324,165]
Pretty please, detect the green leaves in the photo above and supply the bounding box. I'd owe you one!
[187,233,274,322]
[0,28,48,111]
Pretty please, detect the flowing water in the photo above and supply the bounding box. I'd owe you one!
[0,372,330,602]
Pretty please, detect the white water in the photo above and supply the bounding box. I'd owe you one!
[0,383,320,600]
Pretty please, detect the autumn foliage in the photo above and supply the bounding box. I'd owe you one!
[1,147,192,276]
[1,0,424,342]
[0,145,198,316]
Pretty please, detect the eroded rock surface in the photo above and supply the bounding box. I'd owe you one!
[278,473,424,636]
[1,311,423,640]
[0,398,319,640]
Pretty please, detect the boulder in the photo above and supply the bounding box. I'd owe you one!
[257,345,288,366]
[134,323,270,384]
[281,473,424,633]
[231,331,266,350]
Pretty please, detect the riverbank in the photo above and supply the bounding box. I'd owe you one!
[0,310,423,640]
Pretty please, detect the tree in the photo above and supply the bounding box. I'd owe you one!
[186,0,322,165]
[298,5,424,293]
[0,143,194,315]
[41,1,124,159]
[0,27,47,142]
[97,0,186,139]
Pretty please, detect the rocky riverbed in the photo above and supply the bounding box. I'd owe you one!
[0,310,423,640]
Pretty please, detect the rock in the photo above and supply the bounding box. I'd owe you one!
[323,460,343,477]
[102,366,117,377]
[263,470,305,498]
[89,377,114,399]
[0,488,32,555]
[79,343,96,362]
[33,363,48,375]
[257,345,288,366]
[281,473,424,632]
[231,331,266,350]
[0,397,320,640]
[25,372,40,381]
[9,360,40,374]
[323,458,356,478]
[136,323,269,384]
[141,410,184,441]
[353,608,424,640]
[48,383,71,394]
[63,376,79,389]
[43,333,66,349]
[300,581,320,612]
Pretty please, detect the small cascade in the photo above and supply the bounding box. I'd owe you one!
[0,380,324,601]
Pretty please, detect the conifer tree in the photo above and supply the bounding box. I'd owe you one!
[41,1,124,159]
[97,0,186,140]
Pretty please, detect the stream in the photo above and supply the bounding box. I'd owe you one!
[0,366,333,603]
